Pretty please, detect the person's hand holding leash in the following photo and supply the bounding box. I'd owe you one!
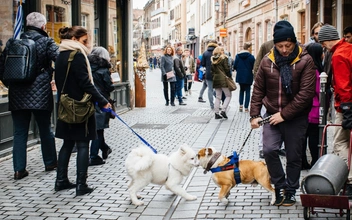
[269,112,284,125]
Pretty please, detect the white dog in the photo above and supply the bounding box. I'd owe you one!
[125,144,198,206]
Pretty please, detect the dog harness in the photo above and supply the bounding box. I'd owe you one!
[210,151,241,184]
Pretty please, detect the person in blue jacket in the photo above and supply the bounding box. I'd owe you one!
[233,42,255,112]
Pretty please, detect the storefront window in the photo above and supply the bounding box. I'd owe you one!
[45,1,71,44]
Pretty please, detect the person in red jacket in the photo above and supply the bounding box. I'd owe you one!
[318,24,352,197]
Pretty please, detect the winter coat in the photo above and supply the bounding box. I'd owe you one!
[308,70,320,124]
[233,50,255,85]
[55,50,109,140]
[0,26,59,111]
[253,40,274,77]
[201,42,218,80]
[250,45,316,121]
[160,54,176,82]
[182,56,195,75]
[174,54,186,79]
[88,54,114,130]
[330,39,352,112]
[211,54,230,88]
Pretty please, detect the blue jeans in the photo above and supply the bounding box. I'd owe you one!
[12,110,57,172]
[90,129,109,159]
[175,77,184,103]
[239,84,251,109]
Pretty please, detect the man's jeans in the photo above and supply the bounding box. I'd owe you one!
[175,77,184,103]
[90,129,109,159]
[12,109,57,172]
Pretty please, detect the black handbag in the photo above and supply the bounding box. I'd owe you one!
[58,50,95,125]
[340,102,352,129]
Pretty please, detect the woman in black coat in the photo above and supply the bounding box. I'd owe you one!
[88,46,114,166]
[54,26,110,196]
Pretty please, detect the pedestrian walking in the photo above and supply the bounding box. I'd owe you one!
[211,47,232,119]
[160,46,176,106]
[174,47,187,105]
[318,24,352,196]
[201,40,218,109]
[0,12,59,180]
[88,46,114,166]
[54,26,110,196]
[182,48,195,96]
[250,20,316,206]
[233,42,255,113]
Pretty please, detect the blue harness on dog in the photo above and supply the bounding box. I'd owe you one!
[210,151,241,184]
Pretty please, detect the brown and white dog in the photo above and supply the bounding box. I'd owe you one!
[196,147,275,205]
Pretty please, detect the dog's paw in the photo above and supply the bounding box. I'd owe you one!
[185,195,197,201]
[137,194,142,199]
[220,198,229,205]
[132,200,144,206]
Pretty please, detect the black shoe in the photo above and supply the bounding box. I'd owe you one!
[274,188,285,206]
[179,102,187,105]
[76,184,94,196]
[171,102,175,106]
[259,150,264,159]
[89,156,105,166]
[215,113,223,119]
[165,102,169,106]
[102,148,112,160]
[55,179,76,191]
[14,170,29,180]
[182,96,187,99]
[198,98,206,103]
[45,163,57,172]
[220,111,228,119]
[282,192,296,206]
[278,149,286,157]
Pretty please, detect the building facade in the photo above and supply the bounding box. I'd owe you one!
[0,0,134,156]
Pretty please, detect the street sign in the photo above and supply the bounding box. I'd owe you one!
[220,28,227,37]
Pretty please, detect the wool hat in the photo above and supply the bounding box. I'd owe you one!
[318,25,340,42]
[273,20,297,44]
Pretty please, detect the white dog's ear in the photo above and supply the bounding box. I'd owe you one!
[179,144,188,155]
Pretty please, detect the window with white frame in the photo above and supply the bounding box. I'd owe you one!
[81,14,88,29]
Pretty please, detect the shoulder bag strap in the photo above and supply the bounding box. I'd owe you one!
[61,50,78,93]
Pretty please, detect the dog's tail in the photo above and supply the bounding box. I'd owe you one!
[126,146,154,173]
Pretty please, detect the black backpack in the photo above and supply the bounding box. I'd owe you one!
[3,35,41,83]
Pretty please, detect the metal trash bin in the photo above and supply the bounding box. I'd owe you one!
[301,154,348,195]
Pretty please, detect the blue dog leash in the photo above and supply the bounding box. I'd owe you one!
[101,107,157,154]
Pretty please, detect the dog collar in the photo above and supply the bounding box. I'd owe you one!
[204,152,221,174]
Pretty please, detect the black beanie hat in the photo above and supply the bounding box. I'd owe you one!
[273,20,297,44]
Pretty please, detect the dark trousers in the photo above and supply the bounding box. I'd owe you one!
[90,129,109,159]
[303,123,320,166]
[263,114,308,194]
[57,140,90,176]
[184,75,193,91]
[175,77,184,103]
[239,84,251,109]
[163,81,176,104]
[12,109,57,172]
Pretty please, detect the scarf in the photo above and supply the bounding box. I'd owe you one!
[59,39,93,84]
[273,43,299,95]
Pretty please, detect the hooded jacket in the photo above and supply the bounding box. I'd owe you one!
[233,50,255,85]
[201,42,218,80]
[250,45,316,121]
[211,54,230,88]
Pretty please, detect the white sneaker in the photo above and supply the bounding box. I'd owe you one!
[185,91,188,96]
[189,90,192,95]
